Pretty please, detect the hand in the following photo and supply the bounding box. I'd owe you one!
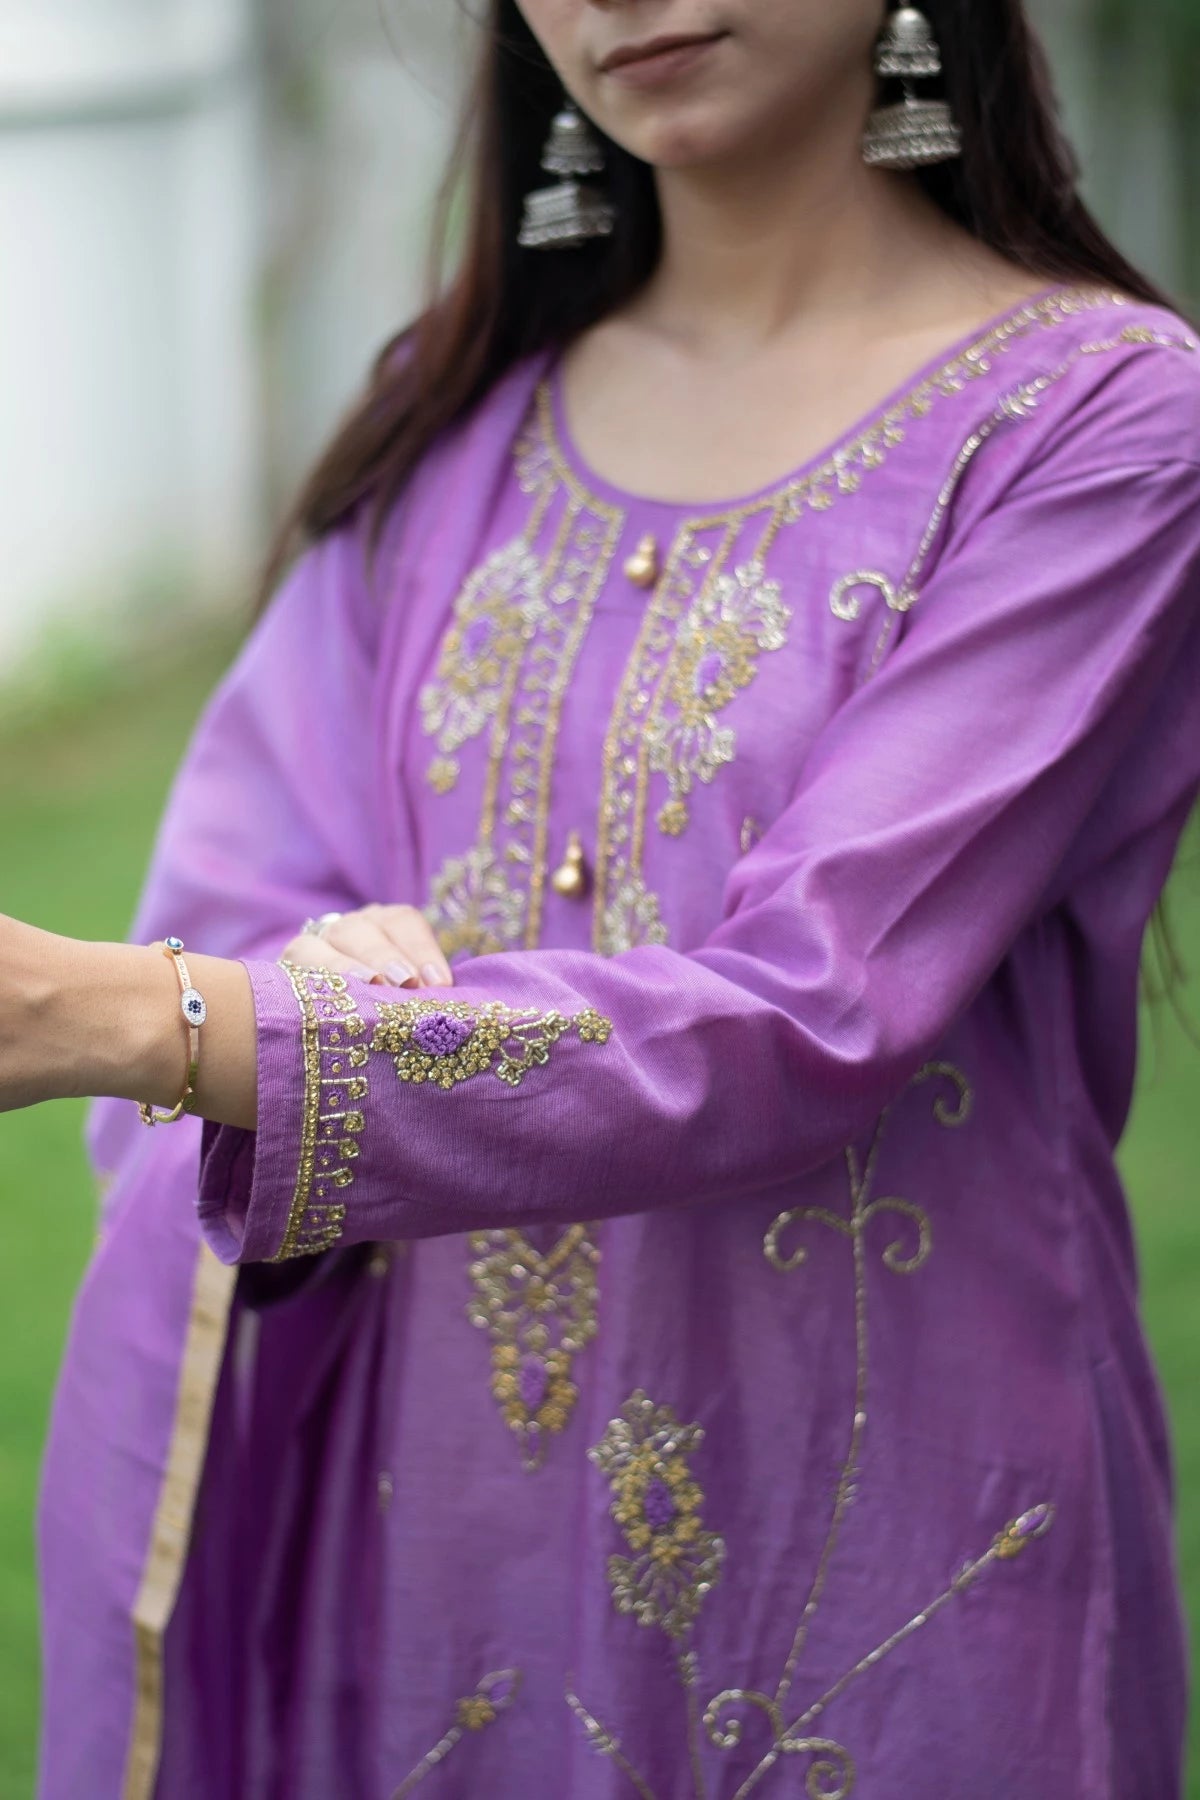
[280,903,454,988]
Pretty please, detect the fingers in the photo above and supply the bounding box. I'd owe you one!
[281,904,454,988]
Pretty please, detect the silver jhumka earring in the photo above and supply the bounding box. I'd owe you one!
[862,5,962,169]
[518,102,616,250]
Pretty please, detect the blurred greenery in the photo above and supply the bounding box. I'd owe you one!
[0,643,1197,1793]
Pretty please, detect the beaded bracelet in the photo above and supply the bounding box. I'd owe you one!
[137,936,208,1126]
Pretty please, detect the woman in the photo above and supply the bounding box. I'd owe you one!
[10,0,1200,1793]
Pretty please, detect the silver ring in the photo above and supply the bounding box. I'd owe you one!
[302,911,344,940]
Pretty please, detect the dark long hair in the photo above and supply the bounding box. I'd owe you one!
[259,0,1179,602]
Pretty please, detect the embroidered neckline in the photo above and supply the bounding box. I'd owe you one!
[540,284,1129,524]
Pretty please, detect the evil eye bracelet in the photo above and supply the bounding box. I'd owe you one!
[137,936,208,1127]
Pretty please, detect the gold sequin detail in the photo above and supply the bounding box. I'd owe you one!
[425,393,625,956]
[391,1671,521,1798]
[370,997,612,1090]
[419,539,547,792]
[272,965,370,1260]
[468,1224,600,1468]
[647,557,792,836]
[590,1392,726,1641]
[585,286,1127,947]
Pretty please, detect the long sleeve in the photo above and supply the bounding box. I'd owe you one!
[87,517,388,1204]
[199,356,1200,1265]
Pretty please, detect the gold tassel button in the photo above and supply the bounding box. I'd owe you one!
[623,532,660,590]
[550,831,590,900]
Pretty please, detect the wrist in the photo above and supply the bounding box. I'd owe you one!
[66,939,185,1107]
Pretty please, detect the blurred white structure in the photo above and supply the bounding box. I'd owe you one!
[0,0,1186,678]
[0,0,262,669]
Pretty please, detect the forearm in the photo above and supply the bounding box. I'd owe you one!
[9,929,258,1130]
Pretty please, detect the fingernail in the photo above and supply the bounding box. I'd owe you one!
[349,964,375,981]
[385,960,417,987]
[420,961,451,987]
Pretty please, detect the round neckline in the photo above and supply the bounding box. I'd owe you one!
[545,282,1124,517]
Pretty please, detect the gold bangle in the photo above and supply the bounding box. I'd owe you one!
[137,936,207,1127]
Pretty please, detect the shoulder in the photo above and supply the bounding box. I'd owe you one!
[1010,290,1200,477]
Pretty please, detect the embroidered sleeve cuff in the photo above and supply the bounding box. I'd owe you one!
[198,961,616,1262]
[198,960,371,1264]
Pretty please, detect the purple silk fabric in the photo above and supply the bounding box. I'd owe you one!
[39,290,1200,1798]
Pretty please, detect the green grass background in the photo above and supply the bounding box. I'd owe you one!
[0,642,1196,1795]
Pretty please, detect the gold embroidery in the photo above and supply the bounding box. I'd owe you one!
[1079,322,1198,354]
[425,393,625,955]
[271,965,369,1260]
[391,1670,522,1798]
[468,1223,600,1468]
[122,1245,238,1800]
[565,1689,659,1800]
[370,996,612,1090]
[419,539,547,794]
[648,558,792,836]
[828,569,912,624]
[569,1070,1058,1800]
[587,286,1125,945]
[426,845,526,958]
[590,1392,726,1641]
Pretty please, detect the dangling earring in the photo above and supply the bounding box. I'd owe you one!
[519,102,617,250]
[862,5,962,169]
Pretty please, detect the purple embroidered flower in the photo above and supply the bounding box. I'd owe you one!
[694,650,725,697]
[643,1478,676,1532]
[412,1011,475,1058]
[463,616,495,662]
[519,1356,549,1411]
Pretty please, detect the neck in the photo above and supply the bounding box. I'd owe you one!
[641,109,958,357]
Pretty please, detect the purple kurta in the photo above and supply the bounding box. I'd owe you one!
[39,286,1200,1799]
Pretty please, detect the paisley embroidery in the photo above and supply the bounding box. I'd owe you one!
[419,540,547,794]
[371,997,612,1090]
[468,1224,600,1469]
[648,559,791,837]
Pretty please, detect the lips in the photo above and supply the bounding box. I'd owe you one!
[599,31,727,75]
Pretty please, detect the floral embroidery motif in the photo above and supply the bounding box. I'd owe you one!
[589,286,1126,944]
[590,1392,726,1641]
[371,997,612,1090]
[391,1670,521,1798]
[419,539,547,792]
[426,845,525,960]
[468,1224,600,1468]
[648,560,791,837]
[568,1068,1056,1799]
[273,965,370,1260]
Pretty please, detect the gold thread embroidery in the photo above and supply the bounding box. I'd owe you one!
[468,1223,600,1468]
[370,996,612,1089]
[585,287,1126,946]
[271,965,368,1259]
[565,1070,1057,1800]
[427,845,527,958]
[121,1244,238,1800]
[648,558,792,837]
[391,1670,522,1798]
[590,1392,726,1640]
[419,537,549,795]
[425,394,625,956]
[1079,322,1198,354]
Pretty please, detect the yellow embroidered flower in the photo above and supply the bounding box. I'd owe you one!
[590,1392,725,1640]
[456,1695,497,1732]
[425,756,460,795]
